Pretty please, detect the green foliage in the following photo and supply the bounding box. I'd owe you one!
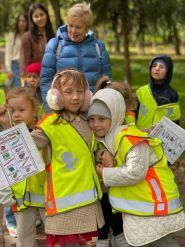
[111,55,185,129]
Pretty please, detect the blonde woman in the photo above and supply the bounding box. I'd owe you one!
[41,2,112,112]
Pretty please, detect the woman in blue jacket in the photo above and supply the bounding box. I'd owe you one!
[40,2,112,112]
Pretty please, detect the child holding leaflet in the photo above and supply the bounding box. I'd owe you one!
[0,87,46,247]
[87,87,185,247]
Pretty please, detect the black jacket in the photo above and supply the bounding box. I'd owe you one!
[135,54,179,124]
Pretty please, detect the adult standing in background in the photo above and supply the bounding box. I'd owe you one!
[5,13,28,87]
[20,3,54,77]
[41,1,112,112]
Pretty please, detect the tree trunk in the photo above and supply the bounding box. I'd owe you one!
[121,21,131,84]
[49,0,64,29]
[172,23,181,55]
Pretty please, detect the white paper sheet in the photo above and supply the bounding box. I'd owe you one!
[0,123,45,189]
[149,116,185,164]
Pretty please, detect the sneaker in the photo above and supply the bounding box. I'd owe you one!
[36,219,42,227]
[8,227,17,238]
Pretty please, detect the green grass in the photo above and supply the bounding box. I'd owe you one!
[110,55,185,129]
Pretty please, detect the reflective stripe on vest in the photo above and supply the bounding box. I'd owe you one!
[52,188,97,211]
[109,196,181,215]
[16,191,45,208]
[24,191,45,205]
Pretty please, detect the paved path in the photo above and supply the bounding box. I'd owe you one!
[0,204,45,247]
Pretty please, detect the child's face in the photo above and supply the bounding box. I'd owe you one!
[151,62,167,82]
[59,79,85,114]
[88,116,112,137]
[8,96,36,128]
[26,72,40,89]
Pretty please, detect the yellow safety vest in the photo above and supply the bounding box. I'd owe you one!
[124,111,136,125]
[109,125,183,216]
[0,89,6,106]
[136,85,181,129]
[12,169,46,211]
[37,113,102,216]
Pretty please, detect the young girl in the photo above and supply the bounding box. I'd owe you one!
[0,87,46,247]
[25,62,41,89]
[20,3,54,75]
[87,87,185,247]
[31,68,104,247]
[93,76,135,247]
[24,62,45,120]
[95,75,136,125]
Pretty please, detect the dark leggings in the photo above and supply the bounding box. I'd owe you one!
[98,193,123,239]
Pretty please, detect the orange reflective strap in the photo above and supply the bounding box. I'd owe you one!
[146,167,168,215]
[128,111,135,117]
[35,113,53,129]
[125,135,149,145]
[11,204,18,212]
[45,164,57,215]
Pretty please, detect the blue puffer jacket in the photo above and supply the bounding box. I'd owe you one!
[40,25,112,112]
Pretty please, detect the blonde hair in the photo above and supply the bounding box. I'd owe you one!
[7,87,39,120]
[67,2,93,28]
[51,68,88,123]
[52,68,88,91]
[95,75,137,114]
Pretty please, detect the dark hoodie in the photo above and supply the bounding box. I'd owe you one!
[149,54,178,106]
[135,54,179,123]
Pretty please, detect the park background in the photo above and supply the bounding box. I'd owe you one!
[0,2,185,169]
[0,0,185,246]
[0,0,185,170]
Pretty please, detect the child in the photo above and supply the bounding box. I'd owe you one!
[0,87,46,247]
[25,62,41,90]
[95,75,136,125]
[94,76,136,247]
[31,68,104,247]
[135,54,181,130]
[87,87,185,247]
[25,62,45,118]
[0,72,17,237]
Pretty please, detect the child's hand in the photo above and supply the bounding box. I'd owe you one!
[100,150,113,167]
[143,124,156,134]
[0,105,11,129]
[96,164,104,177]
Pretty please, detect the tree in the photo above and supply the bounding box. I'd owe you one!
[48,0,64,29]
[91,0,132,83]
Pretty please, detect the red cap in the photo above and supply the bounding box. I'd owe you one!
[25,63,41,76]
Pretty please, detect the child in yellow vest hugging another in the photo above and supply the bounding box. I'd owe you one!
[87,85,185,247]
[31,68,104,247]
[0,87,46,247]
